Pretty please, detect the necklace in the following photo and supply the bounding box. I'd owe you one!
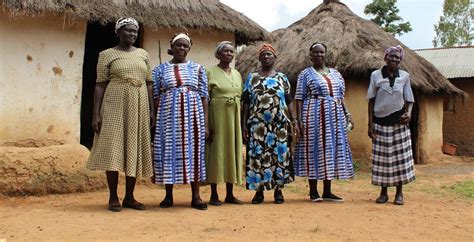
[315,66,329,75]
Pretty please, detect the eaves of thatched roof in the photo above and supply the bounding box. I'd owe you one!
[1,0,268,45]
[236,1,466,96]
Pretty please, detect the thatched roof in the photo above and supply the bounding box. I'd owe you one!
[236,1,465,96]
[1,0,268,44]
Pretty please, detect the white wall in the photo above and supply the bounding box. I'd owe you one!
[0,10,86,146]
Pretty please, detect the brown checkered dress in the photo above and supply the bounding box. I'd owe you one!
[87,48,153,178]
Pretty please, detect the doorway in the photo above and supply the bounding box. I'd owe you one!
[410,92,420,164]
[80,21,143,148]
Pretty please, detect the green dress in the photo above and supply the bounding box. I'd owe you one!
[87,48,153,178]
[206,66,243,184]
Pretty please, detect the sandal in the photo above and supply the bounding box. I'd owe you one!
[191,199,208,210]
[122,199,146,210]
[159,197,174,208]
[224,196,243,205]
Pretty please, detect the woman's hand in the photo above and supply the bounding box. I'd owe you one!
[150,111,156,128]
[368,123,377,139]
[347,115,355,131]
[293,123,300,143]
[205,125,210,140]
[298,123,305,140]
[92,115,102,134]
[399,112,411,125]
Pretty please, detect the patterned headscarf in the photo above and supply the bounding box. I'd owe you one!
[115,17,139,33]
[258,43,277,57]
[171,33,192,45]
[384,45,404,61]
[214,41,233,58]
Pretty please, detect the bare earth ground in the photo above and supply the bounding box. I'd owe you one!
[1,156,473,241]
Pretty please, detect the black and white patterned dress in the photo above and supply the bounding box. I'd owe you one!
[367,67,415,187]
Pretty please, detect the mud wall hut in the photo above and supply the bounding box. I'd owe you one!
[416,47,474,156]
[236,1,465,164]
[0,0,267,148]
[0,0,267,195]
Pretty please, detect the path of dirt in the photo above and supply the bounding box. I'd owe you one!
[1,159,473,241]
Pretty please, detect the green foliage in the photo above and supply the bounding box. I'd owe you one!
[433,0,473,47]
[364,0,412,36]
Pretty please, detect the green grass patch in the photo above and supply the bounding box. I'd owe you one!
[451,180,474,199]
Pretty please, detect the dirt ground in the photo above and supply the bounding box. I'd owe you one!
[1,156,473,241]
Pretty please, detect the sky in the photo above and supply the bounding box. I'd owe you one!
[220,0,444,50]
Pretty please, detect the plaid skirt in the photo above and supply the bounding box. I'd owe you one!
[371,123,415,187]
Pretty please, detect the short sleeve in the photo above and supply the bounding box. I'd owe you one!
[152,64,162,100]
[242,73,253,104]
[144,51,152,82]
[403,74,415,103]
[281,73,293,103]
[96,51,110,83]
[294,71,307,100]
[197,65,209,98]
[367,71,377,100]
[335,70,346,98]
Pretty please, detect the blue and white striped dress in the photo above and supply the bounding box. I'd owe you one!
[294,67,353,180]
[152,61,208,184]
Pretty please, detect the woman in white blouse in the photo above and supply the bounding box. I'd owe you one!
[367,45,415,206]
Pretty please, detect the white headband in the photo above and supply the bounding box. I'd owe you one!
[115,17,139,33]
[172,33,191,45]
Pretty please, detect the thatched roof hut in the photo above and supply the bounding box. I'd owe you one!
[2,0,267,44]
[236,1,464,96]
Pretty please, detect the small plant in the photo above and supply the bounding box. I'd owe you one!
[451,180,474,199]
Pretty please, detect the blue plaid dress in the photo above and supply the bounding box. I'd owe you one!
[294,67,354,180]
[152,61,208,184]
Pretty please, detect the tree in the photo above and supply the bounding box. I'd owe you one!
[364,0,412,36]
[433,0,473,47]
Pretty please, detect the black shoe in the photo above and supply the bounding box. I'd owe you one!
[191,199,208,210]
[251,191,264,204]
[208,198,222,206]
[122,199,146,210]
[159,197,173,208]
[108,202,122,212]
[310,193,323,202]
[274,189,284,204]
[394,194,404,205]
[322,193,344,202]
[375,195,389,204]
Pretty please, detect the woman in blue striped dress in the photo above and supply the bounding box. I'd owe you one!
[152,33,209,210]
[294,42,354,202]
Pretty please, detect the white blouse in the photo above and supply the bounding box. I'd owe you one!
[367,69,415,118]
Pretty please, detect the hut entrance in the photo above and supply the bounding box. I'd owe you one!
[80,21,143,148]
[410,93,420,164]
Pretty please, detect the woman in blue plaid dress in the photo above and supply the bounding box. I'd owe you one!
[367,45,415,205]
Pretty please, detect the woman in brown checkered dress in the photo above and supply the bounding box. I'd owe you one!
[87,18,154,212]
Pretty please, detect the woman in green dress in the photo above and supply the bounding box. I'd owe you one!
[87,17,154,212]
[206,41,243,206]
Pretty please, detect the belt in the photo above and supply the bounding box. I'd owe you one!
[212,95,240,104]
[112,78,144,87]
[161,86,198,94]
[310,95,342,105]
